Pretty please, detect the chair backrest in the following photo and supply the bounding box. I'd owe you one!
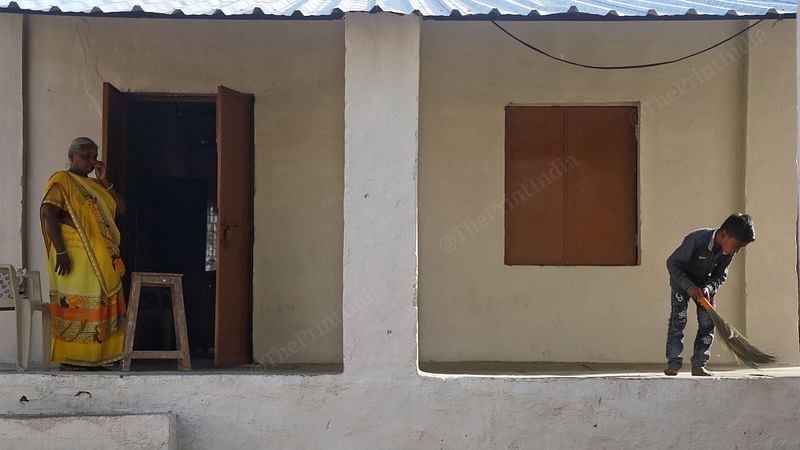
[0,264,20,310]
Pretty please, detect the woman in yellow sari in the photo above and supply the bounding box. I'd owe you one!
[40,137,126,370]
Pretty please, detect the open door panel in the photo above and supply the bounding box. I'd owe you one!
[102,82,129,207]
[214,85,254,367]
[101,82,134,276]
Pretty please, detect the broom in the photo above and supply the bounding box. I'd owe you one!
[696,296,776,368]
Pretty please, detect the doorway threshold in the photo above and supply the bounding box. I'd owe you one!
[0,362,343,376]
[419,361,794,379]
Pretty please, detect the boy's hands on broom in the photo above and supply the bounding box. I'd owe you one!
[687,286,714,311]
[687,286,709,302]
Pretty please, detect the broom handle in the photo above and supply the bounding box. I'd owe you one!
[697,296,713,311]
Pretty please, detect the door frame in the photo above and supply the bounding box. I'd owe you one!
[102,84,254,367]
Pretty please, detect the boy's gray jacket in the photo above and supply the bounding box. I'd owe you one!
[666,228,733,297]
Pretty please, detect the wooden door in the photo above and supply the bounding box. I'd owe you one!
[102,83,128,207]
[101,83,134,270]
[214,86,254,366]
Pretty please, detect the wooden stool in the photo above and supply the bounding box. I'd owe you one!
[122,272,191,371]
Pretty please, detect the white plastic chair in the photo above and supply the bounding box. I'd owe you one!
[0,264,51,371]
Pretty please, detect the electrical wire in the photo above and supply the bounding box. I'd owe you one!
[490,18,767,70]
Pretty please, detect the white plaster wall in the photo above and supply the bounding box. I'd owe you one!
[419,20,796,364]
[744,19,800,363]
[343,13,419,375]
[18,16,344,365]
[0,413,177,449]
[2,373,800,449]
[0,14,799,450]
[0,14,25,364]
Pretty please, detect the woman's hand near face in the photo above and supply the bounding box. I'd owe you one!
[93,161,109,185]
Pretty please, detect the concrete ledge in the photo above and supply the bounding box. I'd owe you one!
[419,362,800,378]
[0,413,177,450]
[1,372,799,448]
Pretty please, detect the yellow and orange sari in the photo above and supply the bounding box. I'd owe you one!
[41,171,126,367]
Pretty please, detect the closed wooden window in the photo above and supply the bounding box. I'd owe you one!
[504,106,638,265]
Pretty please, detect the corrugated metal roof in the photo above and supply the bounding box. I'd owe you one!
[0,0,794,17]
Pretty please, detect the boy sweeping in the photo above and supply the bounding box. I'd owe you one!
[664,213,756,376]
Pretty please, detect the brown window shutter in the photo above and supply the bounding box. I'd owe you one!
[504,106,566,265]
[505,106,638,266]
[565,107,638,265]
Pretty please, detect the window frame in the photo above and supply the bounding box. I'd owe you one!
[503,103,641,267]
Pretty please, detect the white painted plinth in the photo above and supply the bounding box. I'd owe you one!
[0,413,177,450]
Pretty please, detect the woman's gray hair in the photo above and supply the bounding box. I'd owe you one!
[68,137,98,156]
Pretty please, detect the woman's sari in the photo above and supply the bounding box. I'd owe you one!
[41,171,126,367]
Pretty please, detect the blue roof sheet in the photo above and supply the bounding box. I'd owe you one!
[0,0,794,16]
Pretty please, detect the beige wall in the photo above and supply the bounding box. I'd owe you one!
[21,16,344,364]
[745,19,800,362]
[419,20,796,364]
[3,14,797,368]
[0,13,25,363]
[0,14,24,265]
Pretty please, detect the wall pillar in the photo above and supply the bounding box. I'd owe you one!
[343,13,420,376]
[0,14,24,267]
[0,13,25,363]
[744,19,799,363]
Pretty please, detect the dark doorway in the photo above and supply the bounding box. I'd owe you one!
[103,84,255,368]
[125,99,218,364]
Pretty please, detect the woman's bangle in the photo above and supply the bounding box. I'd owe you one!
[105,183,114,191]
[55,250,68,256]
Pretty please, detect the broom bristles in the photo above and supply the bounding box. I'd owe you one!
[705,307,777,368]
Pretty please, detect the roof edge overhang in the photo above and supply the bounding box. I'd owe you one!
[0,6,794,21]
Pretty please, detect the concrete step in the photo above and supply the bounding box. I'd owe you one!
[0,413,176,450]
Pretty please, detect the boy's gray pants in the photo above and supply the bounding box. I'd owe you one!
[666,288,715,368]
